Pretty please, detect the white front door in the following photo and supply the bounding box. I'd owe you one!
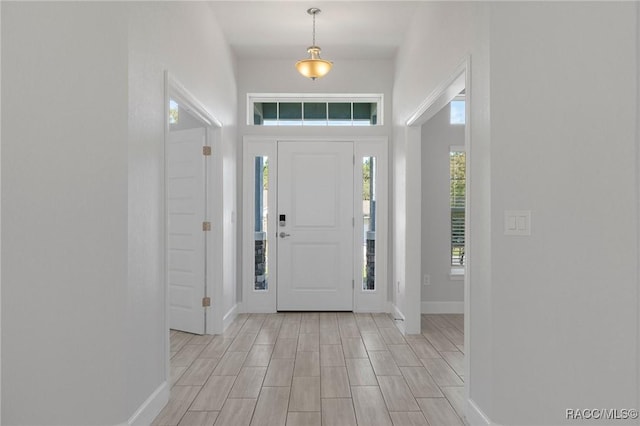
[168,128,207,334]
[277,141,354,311]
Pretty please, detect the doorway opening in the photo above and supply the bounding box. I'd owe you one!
[163,72,223,350]
[420,92,466,313]
[404,56,470,418]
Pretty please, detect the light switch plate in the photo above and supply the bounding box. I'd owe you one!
[504,210,531,236]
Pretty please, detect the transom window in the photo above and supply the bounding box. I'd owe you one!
[248,94,383,126]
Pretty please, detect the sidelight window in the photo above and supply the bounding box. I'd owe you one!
[254,156,269,290]
[362,157,377,290]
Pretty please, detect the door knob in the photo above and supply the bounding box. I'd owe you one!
[279,232,291,238]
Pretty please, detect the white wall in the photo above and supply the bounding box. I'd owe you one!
[2,3,129,424]
[421,102,464,305]
[236,58,394,306]
[1,2,237,424]
[395,1,638,425]
[127,1,237,420]
[489,3,637,424]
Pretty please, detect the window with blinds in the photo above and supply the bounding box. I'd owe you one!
[450,147,466,267]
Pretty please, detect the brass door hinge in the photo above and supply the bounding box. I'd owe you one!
[202,297,211,307]
[203,146,212,156]
[202,221,211,231]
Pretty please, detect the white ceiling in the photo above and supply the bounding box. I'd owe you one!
[209,1,420,60]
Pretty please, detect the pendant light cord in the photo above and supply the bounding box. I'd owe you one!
[312,11,316,46]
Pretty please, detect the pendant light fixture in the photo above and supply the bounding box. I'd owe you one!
[295,8,332,80]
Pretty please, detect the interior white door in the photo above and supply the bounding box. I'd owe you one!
[277,141,354,311]
[168,128,206,334]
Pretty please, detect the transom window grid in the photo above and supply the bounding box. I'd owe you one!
[248,94,383,126]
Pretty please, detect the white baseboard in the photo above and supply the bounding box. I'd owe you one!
[244,308,277,313]
[127,381,169,426]
[466,398,499,425]
[421,301,464,314]
[223,303,239,331]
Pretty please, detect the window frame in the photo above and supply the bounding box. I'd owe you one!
[247,93,384,126]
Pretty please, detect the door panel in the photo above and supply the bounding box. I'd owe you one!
[168,128,206,334]
[277,141,354,311]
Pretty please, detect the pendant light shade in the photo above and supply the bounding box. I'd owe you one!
[296,8,332,80]
[296,46,332,80]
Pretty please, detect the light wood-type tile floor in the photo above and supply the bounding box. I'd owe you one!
[153,313,465,426]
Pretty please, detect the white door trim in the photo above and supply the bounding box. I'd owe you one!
[242,136,389,313]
